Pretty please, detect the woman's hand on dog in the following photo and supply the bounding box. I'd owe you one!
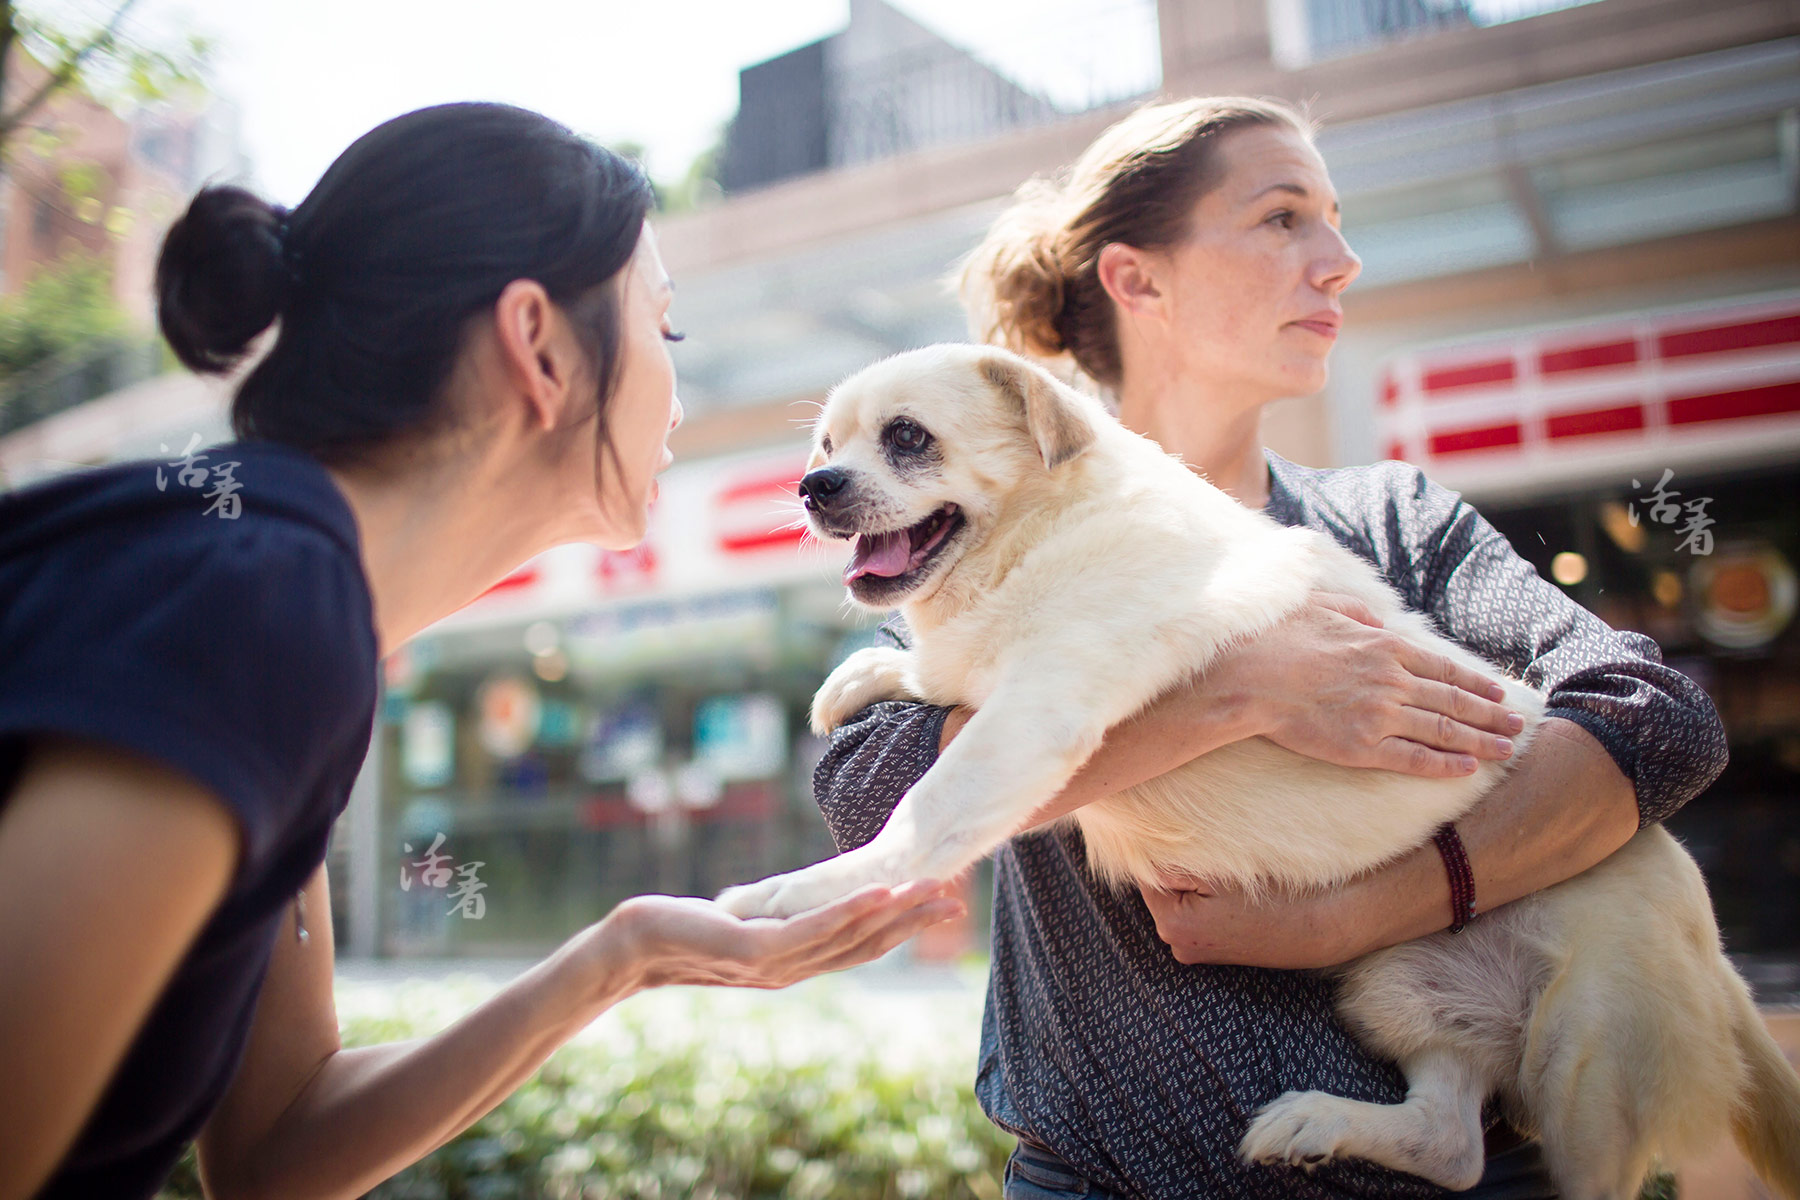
[1206,591,1523,778]
[581,881,965,995]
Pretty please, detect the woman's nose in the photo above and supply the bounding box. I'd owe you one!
[1316,226,1362,295]
[668,394,684,432]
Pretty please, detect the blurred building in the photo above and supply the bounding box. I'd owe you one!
[0,46,243,319]
[2,1,1796,1003]
[0,41,248,441]
[719,0,1059,190]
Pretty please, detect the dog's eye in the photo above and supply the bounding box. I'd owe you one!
[887,419,930,453]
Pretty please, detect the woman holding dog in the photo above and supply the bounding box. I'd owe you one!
[814,98,1728,1197]
[0,103,963,1199]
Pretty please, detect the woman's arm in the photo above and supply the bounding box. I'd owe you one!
[0,737,241,1200]
[1140,464,1728,968]
[816,597,1519,853]
[1140,716,1637,968]
[1016,591,1523,829]
[196,864,960,1200]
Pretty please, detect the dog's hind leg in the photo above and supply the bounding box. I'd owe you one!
[1239,1049,1487,1190]
[1534,1116,1650,1200]
[1529,1042,1654,1200]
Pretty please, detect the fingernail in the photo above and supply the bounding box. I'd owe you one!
[1506,712,1524,733]
[1460,755,1478,773]
[1487,683,1505,702]
[1495,736,1513,757]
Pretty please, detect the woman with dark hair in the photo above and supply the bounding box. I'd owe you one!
[812,97,1727,1197]
[0,102,961,1200]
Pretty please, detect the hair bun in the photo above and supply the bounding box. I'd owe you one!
[959,177,1073,362]
[156,185,292,375]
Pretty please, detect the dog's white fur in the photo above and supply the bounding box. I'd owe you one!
[715,345,1800,1197]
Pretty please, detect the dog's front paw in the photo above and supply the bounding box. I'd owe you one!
[1239,1091,1351,1170]
[715,875,790,920]
[715,850,898,920]
[811,646,918,735]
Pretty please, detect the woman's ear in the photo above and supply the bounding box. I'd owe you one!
[492,279,585,431]
[1096,242,1164,322]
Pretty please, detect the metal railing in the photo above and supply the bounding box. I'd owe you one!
[0,337,169,437]
[721,0,1161,193]
[826,45,1064,171]
[1283,0,1607,64]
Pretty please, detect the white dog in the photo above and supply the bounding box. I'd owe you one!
[715,344,1800,1197]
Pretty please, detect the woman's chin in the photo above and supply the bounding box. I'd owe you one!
[1273,359,1330,398]
[598,507,653,552]
[593,528,647,553]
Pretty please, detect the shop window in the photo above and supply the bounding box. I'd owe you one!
[1482,466,1800,959]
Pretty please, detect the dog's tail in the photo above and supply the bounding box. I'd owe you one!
[1729,982,1800,1197]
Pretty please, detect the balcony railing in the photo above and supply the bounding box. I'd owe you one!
[721,0,1160,194]
[1273,0,1607,66]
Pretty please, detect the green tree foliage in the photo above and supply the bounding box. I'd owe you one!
[602,135,724,216]
[0,250,127,379]
[663,136,724,214]
[1,0,210,155]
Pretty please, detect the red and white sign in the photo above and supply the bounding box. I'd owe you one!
[1378,294,1800,497]
[435,446,835,631]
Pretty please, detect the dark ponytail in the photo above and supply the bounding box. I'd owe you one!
[155,102,656,462]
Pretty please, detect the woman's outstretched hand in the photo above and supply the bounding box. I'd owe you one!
[1206,591,1524,778]
[586,881,965,995]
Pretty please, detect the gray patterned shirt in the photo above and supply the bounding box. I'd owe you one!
[813,450,1728,1198]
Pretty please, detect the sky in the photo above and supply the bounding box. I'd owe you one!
[41,0,1161,206]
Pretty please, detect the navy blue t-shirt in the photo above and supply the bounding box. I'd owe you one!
[0,439,379,1198]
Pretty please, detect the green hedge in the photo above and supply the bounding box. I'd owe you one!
[156,976,1012,1200]
[151,974,1682,1198]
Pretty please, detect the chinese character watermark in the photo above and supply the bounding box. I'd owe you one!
[447,863,487,920]
[1629,469,1715,555]
[400,832,488,919]
[157,433,243,518]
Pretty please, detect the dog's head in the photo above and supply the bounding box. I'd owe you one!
[800,344,1102,608]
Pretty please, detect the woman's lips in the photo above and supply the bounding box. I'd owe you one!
[1291,319,1340,339]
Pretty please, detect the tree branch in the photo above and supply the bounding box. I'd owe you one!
[0,0,143,144]
[0,5,19,137]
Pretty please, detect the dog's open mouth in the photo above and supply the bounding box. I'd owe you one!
[843,503,964,588]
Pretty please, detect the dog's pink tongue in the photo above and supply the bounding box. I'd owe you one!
[845,531,912,583]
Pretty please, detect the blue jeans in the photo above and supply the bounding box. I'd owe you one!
[1003,1142,1125,1199]
[1000,1138,1560,1199]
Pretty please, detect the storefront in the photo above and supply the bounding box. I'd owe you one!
[1379,291,1800,965]
[360,443,981,958]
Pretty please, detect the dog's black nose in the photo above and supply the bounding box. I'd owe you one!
[798,467,850,509]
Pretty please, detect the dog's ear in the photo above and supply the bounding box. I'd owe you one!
[978,353,1097,470]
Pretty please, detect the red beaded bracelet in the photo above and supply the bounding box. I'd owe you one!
[1432,823,1477,933]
